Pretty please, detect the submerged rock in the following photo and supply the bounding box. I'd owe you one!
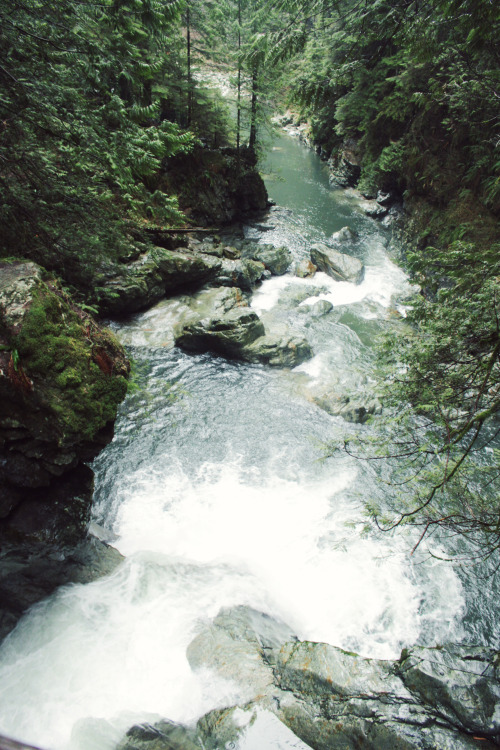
[310,242,365,284]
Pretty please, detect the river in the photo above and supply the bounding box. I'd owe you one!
[0,133,497,750]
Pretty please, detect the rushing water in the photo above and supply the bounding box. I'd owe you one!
[0,134,497,750]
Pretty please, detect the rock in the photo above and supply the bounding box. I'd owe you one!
[222,245,241,259]
[119,606,500,750]
[163,146,269,226]
[0,532,123,642]
[313,391,382,423]
[377,190,396,207]
[176,306,266,357]
[360,199,389,219]
[243,331,313,368]
[212,258,266,290]
[0,261,128,640]
[187,606,296,699]
[310,300,333,317]
[174,287,312,368]
[96,248,221,315]
[330,226,359,244]
[295,260,317,278]
[0,261,129,498]
[398,645,500,739]
[241,244,292,276]
[328,139,362,188]
[117,720,201,750]
[310,243,365,284]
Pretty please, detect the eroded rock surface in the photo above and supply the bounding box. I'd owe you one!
[310,242,365,284]
[174,287,312,368]
[119,606,500,750]
[0,261,128,638]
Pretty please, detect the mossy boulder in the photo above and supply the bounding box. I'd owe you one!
[0,260,129,516]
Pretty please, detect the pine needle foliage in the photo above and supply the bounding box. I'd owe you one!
[0,0,195,284]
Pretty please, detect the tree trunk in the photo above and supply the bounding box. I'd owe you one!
[249,64,258,153]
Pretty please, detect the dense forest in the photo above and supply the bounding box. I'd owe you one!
[1,0,499,555]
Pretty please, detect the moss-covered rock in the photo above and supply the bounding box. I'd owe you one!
[0,260,129,640]
[0,260,129,514]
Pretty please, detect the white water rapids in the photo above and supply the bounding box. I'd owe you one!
[0,134,489,750]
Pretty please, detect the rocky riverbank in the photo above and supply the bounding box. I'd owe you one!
[118,605,500,750]
[0,261,129,639]
[0,145,271,640]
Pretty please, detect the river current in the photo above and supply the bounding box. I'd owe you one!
[0,134,498,750]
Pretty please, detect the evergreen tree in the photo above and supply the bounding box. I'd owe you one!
[0,0,194,286]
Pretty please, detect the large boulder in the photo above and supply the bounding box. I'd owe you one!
[0,261,128,638]
[328,139,362,188]
[241,244,292,276]
[398,645,500,738]
[310,242,365,284]
[163,146,269,226]
[211,258,266,290]
[119,607,499,750]
[174,287,312,368]
[0,262,129,499]
[95,248,221,315]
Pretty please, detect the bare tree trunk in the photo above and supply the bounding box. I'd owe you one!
[186,3,192,126]
[248,64,258,153]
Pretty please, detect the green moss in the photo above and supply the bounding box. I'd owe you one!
[13,283,128,445]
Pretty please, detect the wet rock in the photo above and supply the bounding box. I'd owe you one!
[0,261,128,512]
[330,226,359,244]
[398,645,500,740]
[0,261,129,641]
[0,531,123,642]
[328,139,362,188]
[313,391,382,423]
[310,300,333,317]
[176,306,266,357]
[241,244,292,276]
[164,146,268,226]
[295,260,317,278]
[96,248,221,315]
[360,199,389,219]
[188,606,296,699]
[377,190,397,207]
[120,605,500,750]
[117,720,201,750]
[310,243,365,284]
[243,330,313,368]
[212,258,266,290]
[174,287,312,368]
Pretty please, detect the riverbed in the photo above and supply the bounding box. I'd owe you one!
[0,133,497,750]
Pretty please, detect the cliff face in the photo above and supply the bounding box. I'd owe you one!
[162,146,269,227]
[0,261,129,638]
